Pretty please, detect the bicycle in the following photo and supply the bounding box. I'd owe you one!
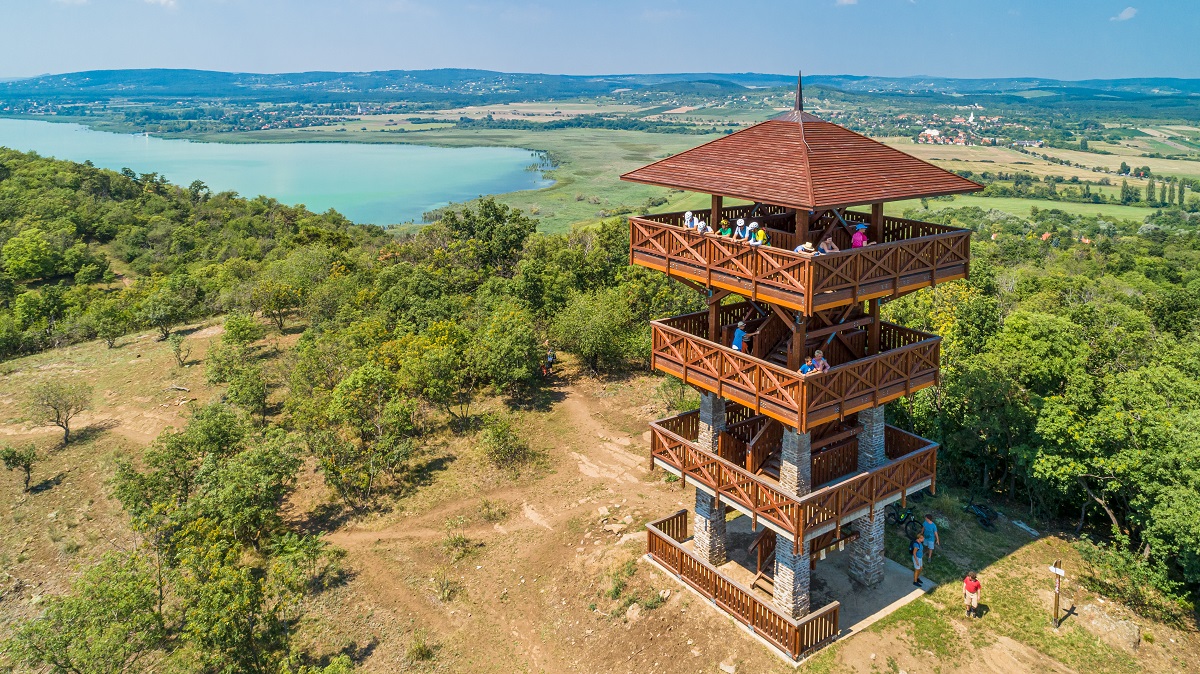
[963,497,998,529]
[885,501,923,540]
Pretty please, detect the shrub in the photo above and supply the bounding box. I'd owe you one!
[479,416,532,473]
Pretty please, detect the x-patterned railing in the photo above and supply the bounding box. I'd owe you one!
[651,317,941,432]
[630,211,971,312]
[651,412,938,543]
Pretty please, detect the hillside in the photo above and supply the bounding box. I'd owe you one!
[0,154,1198,672]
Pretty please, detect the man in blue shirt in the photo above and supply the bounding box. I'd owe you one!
[731,321,747,352]
[923,514,940,562]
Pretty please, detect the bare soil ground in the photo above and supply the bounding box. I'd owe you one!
[1,335,1197,673]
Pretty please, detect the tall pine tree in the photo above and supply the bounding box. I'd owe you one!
[1145,177,1156,204]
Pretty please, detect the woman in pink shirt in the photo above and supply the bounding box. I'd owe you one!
[851,224,873,248]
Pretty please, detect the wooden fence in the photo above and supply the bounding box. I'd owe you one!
[651,318,941,431]
[630,210,971,312]
[651,413,938,542]
[646,511,841,660]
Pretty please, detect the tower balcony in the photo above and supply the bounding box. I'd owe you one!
[651,309,941,432]
[629,207,971,313]
[649,409,937,544]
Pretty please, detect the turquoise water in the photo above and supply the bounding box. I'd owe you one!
[0,118,550,225]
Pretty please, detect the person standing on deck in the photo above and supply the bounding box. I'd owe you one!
[683,211,696,229]
[731,321,748,352]
[733,218,748,240]
[911,534,925,587]
[717,219,732,236]
[923,514,940,562]
[851,223,873,248]
[812,350,830,373]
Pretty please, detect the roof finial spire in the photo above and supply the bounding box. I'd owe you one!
[794,71,803,112]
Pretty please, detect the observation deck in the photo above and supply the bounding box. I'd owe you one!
[650,305,941,432]
[649,408,936,545]
[630,207,971,313]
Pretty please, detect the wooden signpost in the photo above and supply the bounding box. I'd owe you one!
[1049,560,1065,628]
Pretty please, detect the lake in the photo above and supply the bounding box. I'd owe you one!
[0,118,550,225]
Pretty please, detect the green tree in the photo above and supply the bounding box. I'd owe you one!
[1,444,37,492]
[5,552,165,673]
[472,299,541,398]
[439,197,537,276]
[26,379,93,445]
[3,227,59,281]
[1146,177,1156,204]
[252,279,302,332]
[136,273,202,340]
[222,311,267,346]
[227,365,269,422]
[88,296,129,348]
[550,288,635,373]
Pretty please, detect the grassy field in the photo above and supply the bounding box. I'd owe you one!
[890,194,1156,220]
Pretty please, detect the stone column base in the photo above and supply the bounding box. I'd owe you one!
[848,513,886,587]
[693,491,727,566]
[857,405,887,471]
[779,427,812,496]
[773,539,811,618]
[697,391,727,453]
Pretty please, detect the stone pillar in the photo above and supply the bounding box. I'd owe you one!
[856,404,887,471]
[848,404,887,587]
[773,539,811,618]
[696,391,726,453]
[779,427,812,496]
[847,514,886,587]
[693,491,727,566]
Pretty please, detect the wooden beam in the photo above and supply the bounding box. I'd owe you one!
[789,310,807,370]
[807,316,873,340]
[868,299,881,355]
[673,276,707,294]
[871,202,884,243]
[709,302,720,342]
[770,304,797,332]
[796,208,810,242]
[706,289,731,306]
[711,194,723,230]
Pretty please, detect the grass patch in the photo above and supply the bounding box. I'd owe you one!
[406,629,436,662]
[477,498,509,523]
[873,597,964,660]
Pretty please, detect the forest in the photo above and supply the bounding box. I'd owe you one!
[0,149,1198,669]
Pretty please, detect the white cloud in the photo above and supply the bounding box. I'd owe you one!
[1111,6,1137,21]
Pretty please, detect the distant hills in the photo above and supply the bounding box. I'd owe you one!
[2,68,1198,104]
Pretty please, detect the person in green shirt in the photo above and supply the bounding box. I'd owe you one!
[716,218,733,237]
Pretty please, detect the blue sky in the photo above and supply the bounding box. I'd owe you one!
[3,0,1196,80]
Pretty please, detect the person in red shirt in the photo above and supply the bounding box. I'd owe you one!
[963,571,982,618]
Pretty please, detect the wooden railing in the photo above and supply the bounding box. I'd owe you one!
[651,412,938,542]
[651,317,941,431]
[647,511,841,660]
[630,211,971,312]
[811,438,859,488]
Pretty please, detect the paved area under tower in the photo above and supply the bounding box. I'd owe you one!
[683,512,937,637]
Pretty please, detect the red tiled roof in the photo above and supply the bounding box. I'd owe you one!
[620,111,982,210]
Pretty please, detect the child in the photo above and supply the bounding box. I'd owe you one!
[799,356,815,375]
[923,514,940,561]
[963,571,981,618]
[911,534,925,587]
[717,219,732,237]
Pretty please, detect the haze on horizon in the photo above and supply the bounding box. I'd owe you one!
[3,0,1197,82]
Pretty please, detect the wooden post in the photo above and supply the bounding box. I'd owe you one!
[796,208,810,243]
[711,194,723,230]
[868,299,880,355]
[871,202,884,243]
[708,297,720,342]
[1049,560,1065,627]
[789,312,807,370]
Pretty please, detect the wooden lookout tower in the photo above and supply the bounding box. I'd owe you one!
[626,83,981,660]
